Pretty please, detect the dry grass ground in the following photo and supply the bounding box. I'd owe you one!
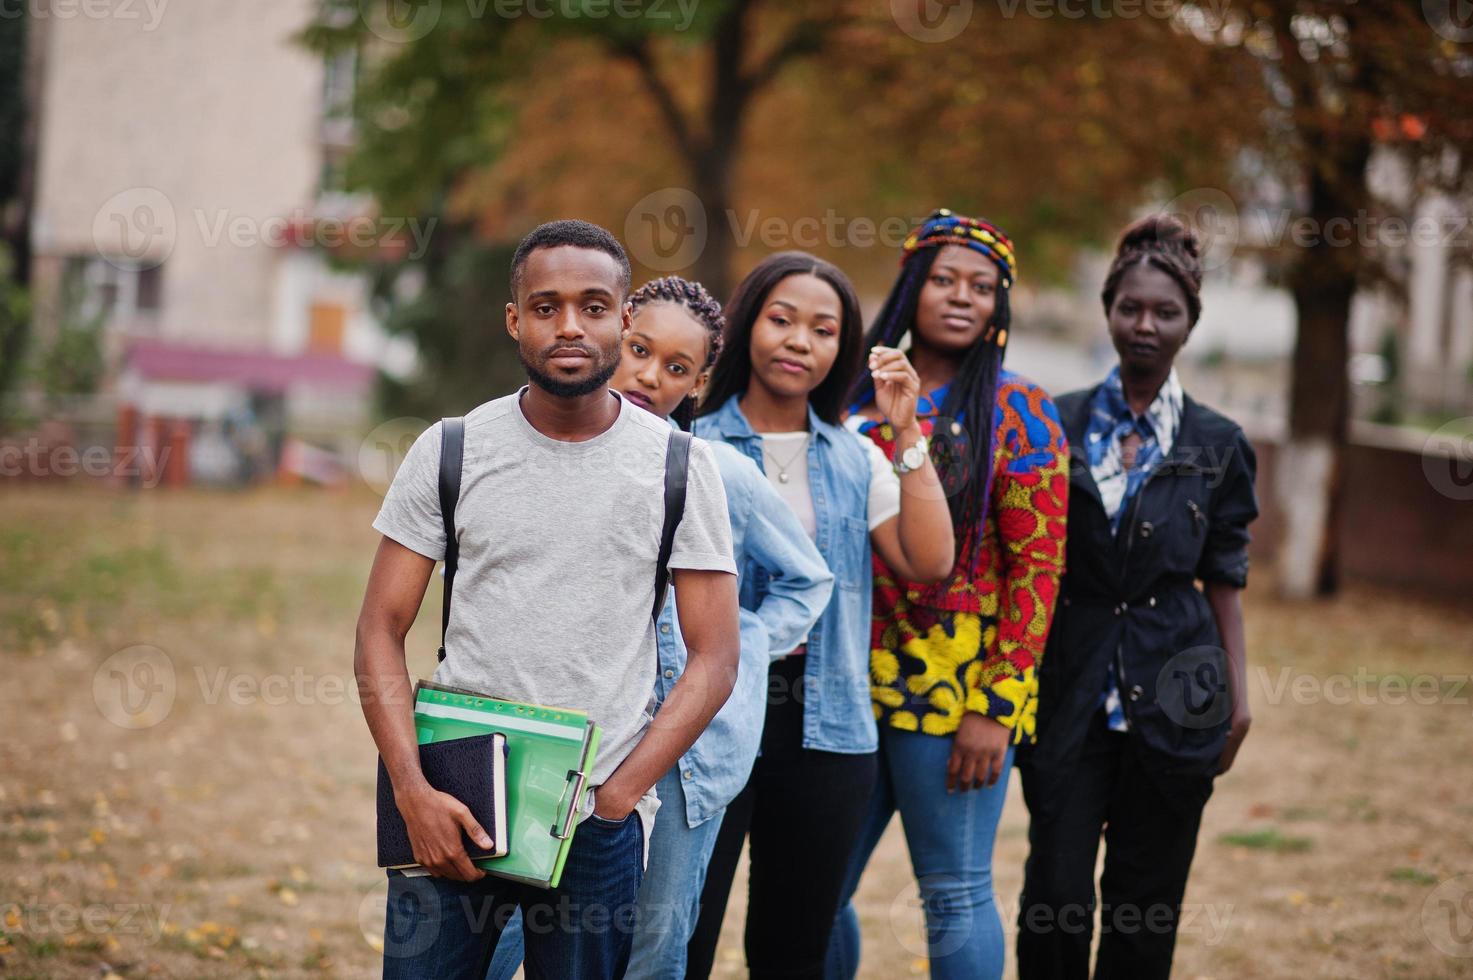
[1,485,1471,979]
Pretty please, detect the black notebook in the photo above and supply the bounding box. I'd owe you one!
[376,732,509,869]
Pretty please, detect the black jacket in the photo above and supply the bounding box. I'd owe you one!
[1024,384,1259,801]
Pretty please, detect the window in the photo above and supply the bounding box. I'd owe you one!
[61,256,162,330]
[308,301,347,354]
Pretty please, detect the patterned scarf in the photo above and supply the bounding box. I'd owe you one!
[1085,365,1183,731]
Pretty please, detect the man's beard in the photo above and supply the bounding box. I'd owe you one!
[518,340,621,398]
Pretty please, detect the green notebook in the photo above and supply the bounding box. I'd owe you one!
[411,680,601,889]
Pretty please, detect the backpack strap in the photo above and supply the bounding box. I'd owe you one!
[437,417,465,663]
[653,429,691,623]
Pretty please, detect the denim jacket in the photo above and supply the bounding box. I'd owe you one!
[654,435,834,827]
[694,395,879,755]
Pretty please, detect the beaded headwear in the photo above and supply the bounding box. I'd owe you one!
[902,208,1017,345]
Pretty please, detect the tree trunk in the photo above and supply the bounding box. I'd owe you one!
[691,153,735,303]
[1276,140,1371,598]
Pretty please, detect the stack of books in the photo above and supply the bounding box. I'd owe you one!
[376,681,602,889]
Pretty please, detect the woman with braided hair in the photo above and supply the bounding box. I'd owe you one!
[1015,215,1258,980]
[483,276,833,980]
[826,209,1070,980]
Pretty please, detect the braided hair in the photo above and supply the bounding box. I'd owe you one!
[848,209,1018,562]
[628,276,726,430]
[1101,214,1204,326]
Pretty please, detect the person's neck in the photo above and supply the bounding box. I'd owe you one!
[739,383,811,433]
[906,340,961,398]
[519,383,620,441]
[1118,363,1171,418]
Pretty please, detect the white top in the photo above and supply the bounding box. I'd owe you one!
[757,430,902,540]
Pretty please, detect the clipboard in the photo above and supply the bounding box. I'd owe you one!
[410,680,602,889]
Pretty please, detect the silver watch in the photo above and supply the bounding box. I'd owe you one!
[893,434,929,475]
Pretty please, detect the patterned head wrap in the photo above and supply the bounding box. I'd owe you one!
[902,208,1017,289]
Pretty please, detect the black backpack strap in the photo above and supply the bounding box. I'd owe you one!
[437,417,465,662]
[653,430,691,623]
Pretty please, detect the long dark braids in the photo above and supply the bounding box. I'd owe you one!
[627,276,725,430]
[847,209,1018,564]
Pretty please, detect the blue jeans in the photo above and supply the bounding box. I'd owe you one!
[826,727,1015,980]
[486,768,724,980]
[384,809,644,980]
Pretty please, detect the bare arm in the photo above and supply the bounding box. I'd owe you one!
[593,567,740,819]
[864,345,955,583]
[1206,581,1251,774]
[870,422,955,583]
[356,537,492,880]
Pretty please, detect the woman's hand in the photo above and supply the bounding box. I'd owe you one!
[869,346,921,433]
[948,712,1011,792]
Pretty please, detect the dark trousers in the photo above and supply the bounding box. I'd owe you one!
[383,809,644,980]
[1017,710,1212,980]
[686,656,878,980]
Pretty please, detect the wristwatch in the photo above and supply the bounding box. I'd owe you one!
[893,434,929,475]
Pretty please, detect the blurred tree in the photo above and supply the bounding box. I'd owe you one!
[0,10,32,419]
[1180,1,1473,596]
[300,0,1256,416]
[304,2,1472,603]
[305,0,849,301]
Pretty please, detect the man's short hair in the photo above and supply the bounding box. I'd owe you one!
[509,219,632,299]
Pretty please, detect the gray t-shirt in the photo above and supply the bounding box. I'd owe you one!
[373,387,736,798]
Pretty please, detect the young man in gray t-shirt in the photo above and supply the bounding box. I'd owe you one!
[355,220,739,980]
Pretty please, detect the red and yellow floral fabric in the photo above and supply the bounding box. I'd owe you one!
[853,373,1068,744]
